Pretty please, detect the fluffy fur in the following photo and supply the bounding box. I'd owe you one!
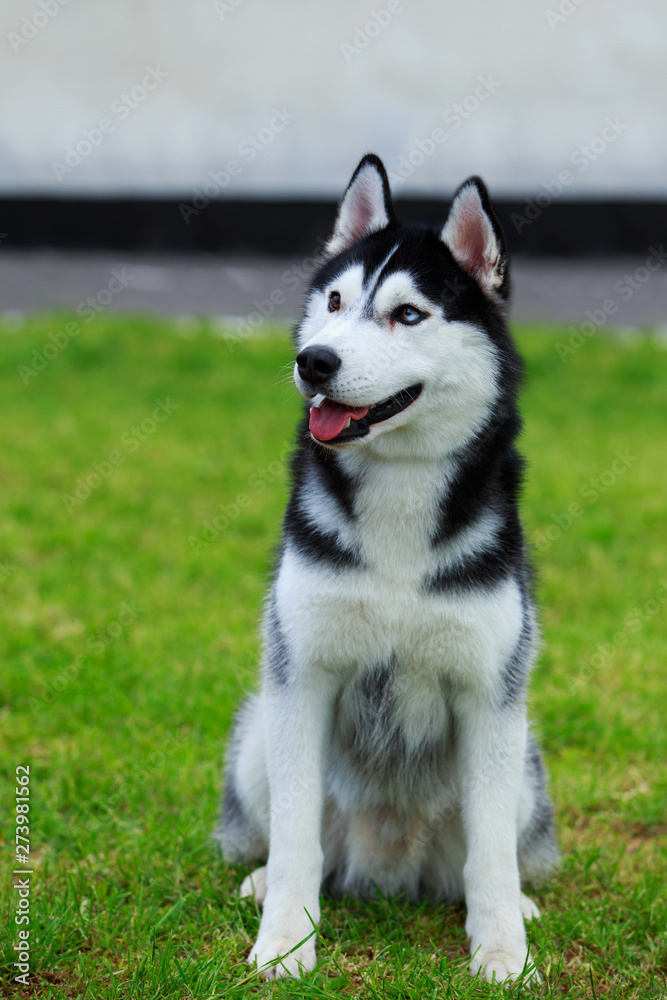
[216,153,558,983]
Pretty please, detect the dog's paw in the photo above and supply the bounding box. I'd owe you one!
[239,866,267,904]
[470,949,542,985]
[520,892,541,921]
[248,936,316,980]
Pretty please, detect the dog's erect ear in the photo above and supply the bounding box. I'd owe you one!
[440,177,509,300]
[326,154,395,256]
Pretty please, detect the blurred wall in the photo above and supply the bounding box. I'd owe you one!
[0,0,664,198]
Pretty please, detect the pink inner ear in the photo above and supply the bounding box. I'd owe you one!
[350,190,376,240]
[343,170,387,244]
[455,201,492,276]
[328,162,391,254]
[444,186,497,282]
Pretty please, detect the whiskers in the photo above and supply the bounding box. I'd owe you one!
[275,360,302,400]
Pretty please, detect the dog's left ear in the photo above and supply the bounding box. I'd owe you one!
[440,177,509,300]
[326,153,395,256]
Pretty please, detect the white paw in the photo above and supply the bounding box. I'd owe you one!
[520,892,541,921]
[249,935,316,980]
[240,866,267,904]
[470,949,542,984]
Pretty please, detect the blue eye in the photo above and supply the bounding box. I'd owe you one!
[395,305,426,325]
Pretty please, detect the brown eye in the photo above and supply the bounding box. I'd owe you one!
[328,291,341,312]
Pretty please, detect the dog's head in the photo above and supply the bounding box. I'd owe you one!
[294,154,521,460]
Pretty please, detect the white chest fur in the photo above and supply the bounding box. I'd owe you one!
[276,455,523,699]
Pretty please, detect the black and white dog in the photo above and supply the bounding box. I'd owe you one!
[218,154,557,983]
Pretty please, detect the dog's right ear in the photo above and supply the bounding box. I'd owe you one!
[325,154,395,256]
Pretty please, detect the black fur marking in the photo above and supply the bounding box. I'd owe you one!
[499,595,533,705]
[309,226,403,297]
[221,771,245,835]
[218,753,254,859]
[518,735,558,873]
[265,598,291,686]
[360,239,401,311]
[332,659,450,795]
[431,435,525,548]
[217,696,269,862]
[525,733,550,806]
[424,512,524,593]
[283,414,364,569]
[339,661,395,756]
[310,440,360,520]
[285,504,362,569]
[519,789,556,873]
[524,794,555,844]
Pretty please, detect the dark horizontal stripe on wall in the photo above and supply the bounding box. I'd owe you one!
[1,197,666,257]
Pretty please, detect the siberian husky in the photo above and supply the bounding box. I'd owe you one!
[217,154,557,983]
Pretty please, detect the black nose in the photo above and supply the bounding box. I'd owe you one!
[295,346,342,385]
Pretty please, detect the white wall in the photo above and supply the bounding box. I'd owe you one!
[1,0,664,198]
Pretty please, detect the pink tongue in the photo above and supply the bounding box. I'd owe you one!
[309,399,370,441]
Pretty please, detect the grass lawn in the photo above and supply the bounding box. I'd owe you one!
[0,313,665,999]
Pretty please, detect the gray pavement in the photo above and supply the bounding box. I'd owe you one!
[1,250,666,330]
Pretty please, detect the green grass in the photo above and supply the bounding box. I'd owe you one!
[0,313,665,999]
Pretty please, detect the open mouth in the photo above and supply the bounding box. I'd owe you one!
[309,384,422,444]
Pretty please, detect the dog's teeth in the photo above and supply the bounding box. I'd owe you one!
[344,418,351,429]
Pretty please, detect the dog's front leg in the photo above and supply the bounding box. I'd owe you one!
[457,699,537,984]
[249,672,335,979]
